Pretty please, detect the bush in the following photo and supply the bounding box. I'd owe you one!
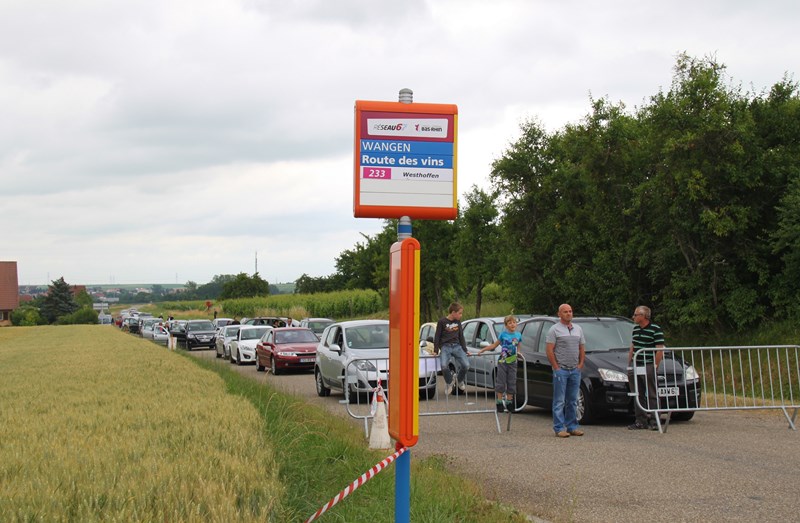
[57,307,100,325]
[11,306,46,326]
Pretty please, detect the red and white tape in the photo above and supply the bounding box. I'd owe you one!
[305,446,408,523]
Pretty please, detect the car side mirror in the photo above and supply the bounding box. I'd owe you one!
[479,341,494,349]
[330,344,342,354]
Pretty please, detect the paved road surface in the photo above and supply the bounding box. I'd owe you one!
[191,349,800,522]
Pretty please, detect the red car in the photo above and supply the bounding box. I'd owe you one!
[256,327,319,374]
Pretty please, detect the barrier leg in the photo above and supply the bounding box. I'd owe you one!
[395,446,410,523]
[781,407,797,430]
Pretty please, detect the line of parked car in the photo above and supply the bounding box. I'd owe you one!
[120,308,700,424]
[419,314,702,424]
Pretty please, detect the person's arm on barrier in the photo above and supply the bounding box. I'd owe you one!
[474,339,500,356]
[655,344,665,367]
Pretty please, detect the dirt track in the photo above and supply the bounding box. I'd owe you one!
[191,348,800,522]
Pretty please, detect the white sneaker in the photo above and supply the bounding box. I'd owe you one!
[457,379,466,392]
[445,380,455,395]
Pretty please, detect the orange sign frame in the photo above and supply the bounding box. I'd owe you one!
[354,100,458,220]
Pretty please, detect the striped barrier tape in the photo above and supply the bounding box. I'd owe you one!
[305,446,408,523]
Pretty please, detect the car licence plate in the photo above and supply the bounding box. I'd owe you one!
[658,386,680,397]
[300,358,314,363]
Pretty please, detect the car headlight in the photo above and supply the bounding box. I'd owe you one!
[598,368,628,382]
[354,360,377,371]
[684,365,700,381]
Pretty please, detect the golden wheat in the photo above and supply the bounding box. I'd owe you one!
[0,326,288,522]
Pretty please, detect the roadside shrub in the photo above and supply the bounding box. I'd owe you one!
[11,306,45,326]
[56,307,99,325]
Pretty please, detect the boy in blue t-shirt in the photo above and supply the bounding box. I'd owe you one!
[475,315,522,412]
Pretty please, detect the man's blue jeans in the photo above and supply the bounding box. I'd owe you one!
[440,343,470,385]
[552,367,581,433]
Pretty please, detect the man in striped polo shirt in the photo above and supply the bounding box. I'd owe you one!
[627,305,665,430]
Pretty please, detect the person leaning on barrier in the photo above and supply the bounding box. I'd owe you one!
[434,302,470,396]
[627,305,665,431]
[474,315,521,413]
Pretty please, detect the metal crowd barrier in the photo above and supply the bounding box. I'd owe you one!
[631,345,800,433]
[343,353,528,436]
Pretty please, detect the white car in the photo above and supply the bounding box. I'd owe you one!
[215,324,241,360]
[230,325,271,365]
[314,320,437,402]
[152,325,170,345]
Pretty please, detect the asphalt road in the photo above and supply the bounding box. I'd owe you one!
[190,348,800,522]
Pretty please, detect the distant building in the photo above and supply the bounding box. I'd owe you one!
[0,261,20,326]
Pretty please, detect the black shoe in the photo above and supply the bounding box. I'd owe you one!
[627,422,648,430]
[496,403,505,413]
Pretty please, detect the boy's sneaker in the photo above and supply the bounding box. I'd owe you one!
[457,380,466,393]
[627,422,648,430]
[445,380,455,396]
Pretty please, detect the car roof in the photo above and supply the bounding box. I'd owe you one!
[519,315,633,324]
[335,319,388,327]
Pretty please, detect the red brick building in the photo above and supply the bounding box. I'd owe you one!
[0,261,20,326]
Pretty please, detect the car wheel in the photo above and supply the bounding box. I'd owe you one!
[236,350,244,366]
[270,356,280,375]
[672,411,695,421]
[216,348,221,359]
[315,368,331,397]
[256,355,264,372]
[420,386,437,400]
[577,386,595,424]
[230,349,236,364]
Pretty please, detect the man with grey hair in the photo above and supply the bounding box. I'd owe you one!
[546,303,586,438]
[627,305,665,430]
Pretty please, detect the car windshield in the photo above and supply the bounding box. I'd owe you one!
[241,327,268,340]
[187,321,214,332]
[575,319,632,351]
[275,329,319,344]
[344,324,390,350]
[224,326,240,337]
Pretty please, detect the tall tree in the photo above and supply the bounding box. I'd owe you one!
[453,186,500,317]
[40,277,79,324]
[219,273,270,300]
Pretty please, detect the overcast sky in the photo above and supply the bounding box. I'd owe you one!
[1,0,797,286]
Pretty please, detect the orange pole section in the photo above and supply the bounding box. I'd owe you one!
[388,238,420,447]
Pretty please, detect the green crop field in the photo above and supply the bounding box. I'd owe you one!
[0,326,527,522]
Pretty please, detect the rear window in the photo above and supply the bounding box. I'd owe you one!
[275,329,319,344]
[187,321,214,331]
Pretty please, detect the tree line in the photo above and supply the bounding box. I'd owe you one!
[297,54,800,332]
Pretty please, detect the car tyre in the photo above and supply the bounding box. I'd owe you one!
[270,356,280,375]
[230,349,236,364]
[256,355,265,372]
[577,386,595,424]
[236,350,244,366]
[672,411,695,421]
[315,368,331,397]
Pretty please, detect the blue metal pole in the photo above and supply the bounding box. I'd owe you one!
[395,447,410,523]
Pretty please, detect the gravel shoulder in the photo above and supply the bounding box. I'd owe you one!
[191,349,800,522]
